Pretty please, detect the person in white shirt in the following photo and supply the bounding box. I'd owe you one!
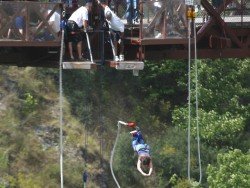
[48,9,61,34]
[66,1,92,61]
[35,8,61,41]
[99,0,125,61]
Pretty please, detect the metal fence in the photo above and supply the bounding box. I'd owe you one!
[0,1,61,42]
[111,0,250,39]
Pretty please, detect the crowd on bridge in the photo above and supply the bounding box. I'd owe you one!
[1,0,248,61]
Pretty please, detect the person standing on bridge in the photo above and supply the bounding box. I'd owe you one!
[98,0,125,61]
[66,1,92,61]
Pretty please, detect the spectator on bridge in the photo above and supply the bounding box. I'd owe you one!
[35,8,61,41]
[7,8,26,40]
[124,0,139,24]
[66,1,92,61]
[99,0,125,61]
[212,0,223,8]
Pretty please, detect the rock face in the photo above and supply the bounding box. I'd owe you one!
[35,124,60,150]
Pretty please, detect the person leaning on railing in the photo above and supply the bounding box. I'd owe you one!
[98,0,125,61]
[35,8,61,41]
[66,0,93,61]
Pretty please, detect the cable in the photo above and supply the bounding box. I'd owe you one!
[59,27,64,188]
[193,13,202,185]
[187,5,202,186]
[110,121,122,188]
[187,14,191,182]
[109,31,116,60]
[83,123,88,188]
[85,31,94,63]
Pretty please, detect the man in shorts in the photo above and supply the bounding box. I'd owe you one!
[66,1,92,61]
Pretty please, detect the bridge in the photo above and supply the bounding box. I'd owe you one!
[0,0,249,68]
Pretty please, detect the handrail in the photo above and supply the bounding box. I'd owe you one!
[0,1,62,42]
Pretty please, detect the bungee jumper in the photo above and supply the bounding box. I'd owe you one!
[114,121,153,177]
[128,122,153,176]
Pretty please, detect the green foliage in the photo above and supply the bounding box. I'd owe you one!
[207,149,250,188]
[0,149,8,173]
[138,60,187,121]
[169,174,197,188]
[196,59,249,116]
[173,108,245,146]
[21,92,38,115]
[0,57,249,187]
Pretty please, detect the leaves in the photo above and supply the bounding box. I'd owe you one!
[207,149,250,188]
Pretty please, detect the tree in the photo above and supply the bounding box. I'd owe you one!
[207,149,250,188]
[173,108,245,147]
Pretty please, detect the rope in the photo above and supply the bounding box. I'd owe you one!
[85,31,94,63]
[83,122,88,188]
[59,28,64,188]
[187,17,192,182]
[109,31,116,60]
[193,16,202,184]
[187,6,202,186]
[98,69,105,187]
[110,122,122,188]
[83,67,93,187]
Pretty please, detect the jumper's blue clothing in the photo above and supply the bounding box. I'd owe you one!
[131,131,150,156]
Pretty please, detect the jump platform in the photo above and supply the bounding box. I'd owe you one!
[63,61,97,69]
[109,61,144,70]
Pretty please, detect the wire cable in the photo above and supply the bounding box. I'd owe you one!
[187,16,192,182]
[187,6,202,186]
[193,16,202,185]
[85,31,94,63]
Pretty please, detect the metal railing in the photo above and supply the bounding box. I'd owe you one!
[0,1,62,42]
[111,0,250,39]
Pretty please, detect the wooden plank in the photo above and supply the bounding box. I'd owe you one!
[109,61,144,70]
[0,40,60,47]
[63,61,96,69]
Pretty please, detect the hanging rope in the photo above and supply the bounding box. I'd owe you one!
[98,69,105,187]
[193,11,202,184]
[187,5,202,186]
[110,121,127,188]
[82,120,89,188]
[85,31,94,63]
[187,8,192,183]
[59,26,65,188]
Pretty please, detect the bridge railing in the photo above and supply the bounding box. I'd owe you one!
[0,1,61,43]
[113,0,250,40]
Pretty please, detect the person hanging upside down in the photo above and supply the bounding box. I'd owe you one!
[129,124,153,176]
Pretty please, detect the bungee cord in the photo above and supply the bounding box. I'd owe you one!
[110,121,127,188]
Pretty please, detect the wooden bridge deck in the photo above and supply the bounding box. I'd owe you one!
[0,0,249,67]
